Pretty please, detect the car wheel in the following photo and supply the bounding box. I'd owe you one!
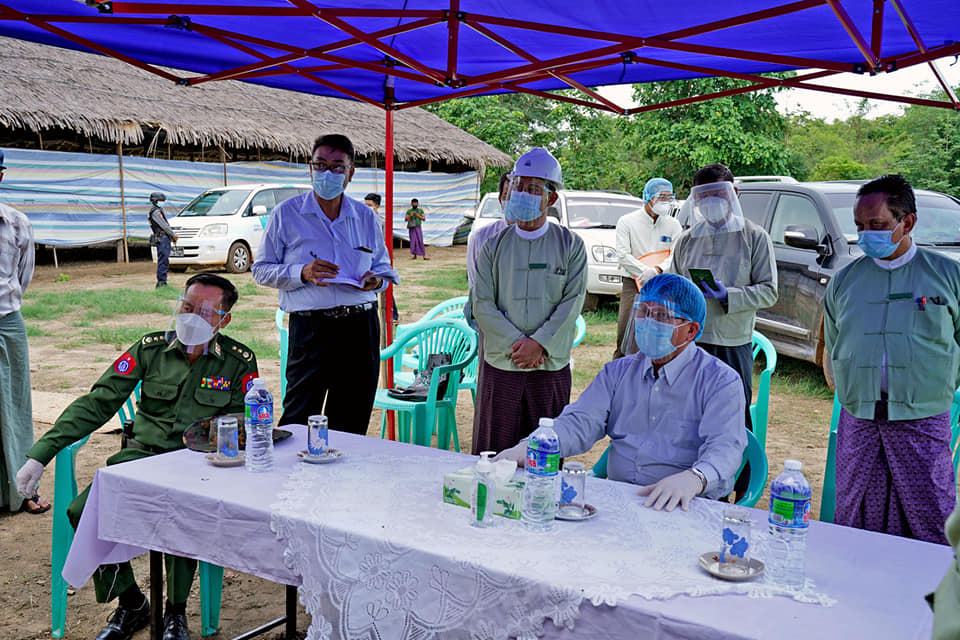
[582,293,599,312]
[227,242,251,273]
[822,348,836,392]
[169,266,188,273]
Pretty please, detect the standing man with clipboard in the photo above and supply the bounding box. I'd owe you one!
[613,178,681,359]
[669,163,777,500]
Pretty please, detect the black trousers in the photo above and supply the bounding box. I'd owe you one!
[280,306,380,434]
[700,341,753,498]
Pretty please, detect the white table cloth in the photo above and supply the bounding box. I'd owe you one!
[65,429,950,640]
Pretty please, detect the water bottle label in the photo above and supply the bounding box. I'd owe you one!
[770,495,811,527]
[245,402,272,423]
[525,449,559,476]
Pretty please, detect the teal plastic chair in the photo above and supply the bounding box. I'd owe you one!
[397,296,469,372]
[572,314,586,349]
[275,308,289,403]
[50,381,225,638]
[819,392,841,523]
[376,318,477,451]
[751,330,777,449]
[587,430,768,507]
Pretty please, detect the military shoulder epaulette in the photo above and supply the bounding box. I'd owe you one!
[224,337,256,363]
[140,332,168,348]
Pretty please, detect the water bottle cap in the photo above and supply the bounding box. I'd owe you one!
[477,451,495,472]
[784,459,802,471]
[538,417,554,428]
[251,378,265,387]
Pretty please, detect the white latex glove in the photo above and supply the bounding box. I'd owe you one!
[636,469,702,512]
[492,440,527,468]
[16,458,44,498]
[637,266,658,286]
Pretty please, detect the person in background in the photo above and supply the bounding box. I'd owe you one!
[16,273,258,640]
[149,192,178,288]
[466,172,514,287]
[613,177,681,359]
[253,134,400,433]
[668,163,777,500]
[467,147,587,454]
[495,274,746,511]
[364,192,384,230]
[825,174,960,545]
[405,198,428,260]
[0,150,45,515]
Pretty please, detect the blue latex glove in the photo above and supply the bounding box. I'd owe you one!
[700,278,728,304]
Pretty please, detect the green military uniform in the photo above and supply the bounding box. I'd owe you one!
[27,331,258,604]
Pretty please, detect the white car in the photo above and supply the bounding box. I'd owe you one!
[169,183,310,273]
[466,190,647,310]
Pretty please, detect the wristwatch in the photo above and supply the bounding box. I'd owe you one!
[690,467,708,495]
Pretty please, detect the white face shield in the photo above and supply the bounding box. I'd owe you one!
[503,175,552,224]
[676,181,745,237]
[165,294,227,349]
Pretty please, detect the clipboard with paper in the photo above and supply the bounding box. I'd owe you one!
[316,247,384,288]
[632,249,671,289]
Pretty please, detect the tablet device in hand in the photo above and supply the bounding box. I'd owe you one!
[689,268,718,291]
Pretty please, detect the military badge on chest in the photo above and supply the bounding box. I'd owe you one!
[200,376,231,391]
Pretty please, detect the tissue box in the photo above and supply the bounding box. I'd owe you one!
[442,469,524,520]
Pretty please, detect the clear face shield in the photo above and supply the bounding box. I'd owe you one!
[165,292,228,351]
[675,181,744,237]
[620,297,693,360]
[503,175,552,224]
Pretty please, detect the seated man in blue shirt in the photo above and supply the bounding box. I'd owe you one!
[496,274,746,511]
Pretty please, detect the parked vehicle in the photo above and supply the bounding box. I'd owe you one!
[736,180,960,388]
[465,190,648,310]
[170,183,310,273]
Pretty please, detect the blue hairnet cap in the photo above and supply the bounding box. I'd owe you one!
[637,273,706,339]
[0,150,7,170]
[643,178,672,203]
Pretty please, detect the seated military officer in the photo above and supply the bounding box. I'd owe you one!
[16,273,258,640]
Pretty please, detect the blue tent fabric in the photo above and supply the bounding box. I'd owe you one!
[1,1,956,108]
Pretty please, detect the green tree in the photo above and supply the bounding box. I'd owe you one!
[894,88,960,196]
[812,155,871,181]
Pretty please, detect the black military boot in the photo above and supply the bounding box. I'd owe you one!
[161,612,191,640]
[94,598,150,640]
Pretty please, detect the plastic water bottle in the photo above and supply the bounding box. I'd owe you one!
[244,378,274,472]
[471,451,497,528]
[521,418,560,532]
[767,459,811,588]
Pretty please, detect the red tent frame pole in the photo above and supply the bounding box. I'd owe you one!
[384,106,397,441]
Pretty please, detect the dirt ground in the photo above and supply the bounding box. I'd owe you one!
[1,244,833,640]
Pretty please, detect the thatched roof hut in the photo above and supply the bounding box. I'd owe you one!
[0,36,511,171]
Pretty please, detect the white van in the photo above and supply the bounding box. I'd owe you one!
[169,183,310,273]
[466,189,647,309]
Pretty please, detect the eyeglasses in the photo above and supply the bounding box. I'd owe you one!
[178,297,226,323]
[513,181,549,196]
[308,161,350,175]
[634,303,685,324]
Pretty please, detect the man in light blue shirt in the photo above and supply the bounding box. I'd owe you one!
[253,133,399,433]
[497,274,746,511]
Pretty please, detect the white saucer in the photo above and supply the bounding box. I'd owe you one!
[698,551,765,581]
[555,503,597,521]
[298,449,343,464]
[206,452,245,467]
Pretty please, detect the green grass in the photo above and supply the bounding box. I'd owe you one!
[25,325,47,337]
[22,288,178,321]
[582,301,619,325]
[418,269,468,295]
[761,355,833,399]
[84,326,156,350]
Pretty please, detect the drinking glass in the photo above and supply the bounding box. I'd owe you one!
[720,506,752,576]
[558,461,587,518]
[307,415,329,455]
[217,416,239,458]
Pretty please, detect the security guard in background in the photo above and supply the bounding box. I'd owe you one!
[16,273,258,640]
[149,192,178,288]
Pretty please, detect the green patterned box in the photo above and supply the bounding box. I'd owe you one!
[442,469,524,520]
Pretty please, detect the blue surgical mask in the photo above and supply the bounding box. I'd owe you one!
[634,317,679,360]
[505,191,544,222]
[501,200,516,223]
[857,222,902,259]
[312,170,347,200]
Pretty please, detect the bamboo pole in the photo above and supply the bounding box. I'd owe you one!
[220,146,227,185]
[116,142,129,263]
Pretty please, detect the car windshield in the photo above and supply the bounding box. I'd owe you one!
[830,192,960,245]
[565,196,645,228]
[478,196,502,219]
[177,189,252,217]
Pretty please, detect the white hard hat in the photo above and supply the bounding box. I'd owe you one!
[513,147,563,190]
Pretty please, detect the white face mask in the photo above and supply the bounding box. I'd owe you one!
[698,196,730,224]
[651,202,673,218]
[175,313,217,346]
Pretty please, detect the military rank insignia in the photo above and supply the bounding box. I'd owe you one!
[200,376,231,391]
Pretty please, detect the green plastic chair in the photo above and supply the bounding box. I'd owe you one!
[275,308,289,403]
[751,330,777,449]
[376,318,477,451]
[50,381,225,638]
[397,296,469,372]
[587,430,768,508]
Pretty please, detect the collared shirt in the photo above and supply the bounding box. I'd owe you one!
[669,218,778,346]
[0,202,34,316]
[466,219,509,287]
[615,210,681,277]
[27,331,259,465]
[825,245,960,421]
[468,223,587,371]
[551,344,746,498]
[252,192,400,312]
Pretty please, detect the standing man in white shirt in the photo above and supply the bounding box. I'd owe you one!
[613,178,681,359]
[253,134,400,433]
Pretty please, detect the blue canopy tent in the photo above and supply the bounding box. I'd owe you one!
[0,0,957,437]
